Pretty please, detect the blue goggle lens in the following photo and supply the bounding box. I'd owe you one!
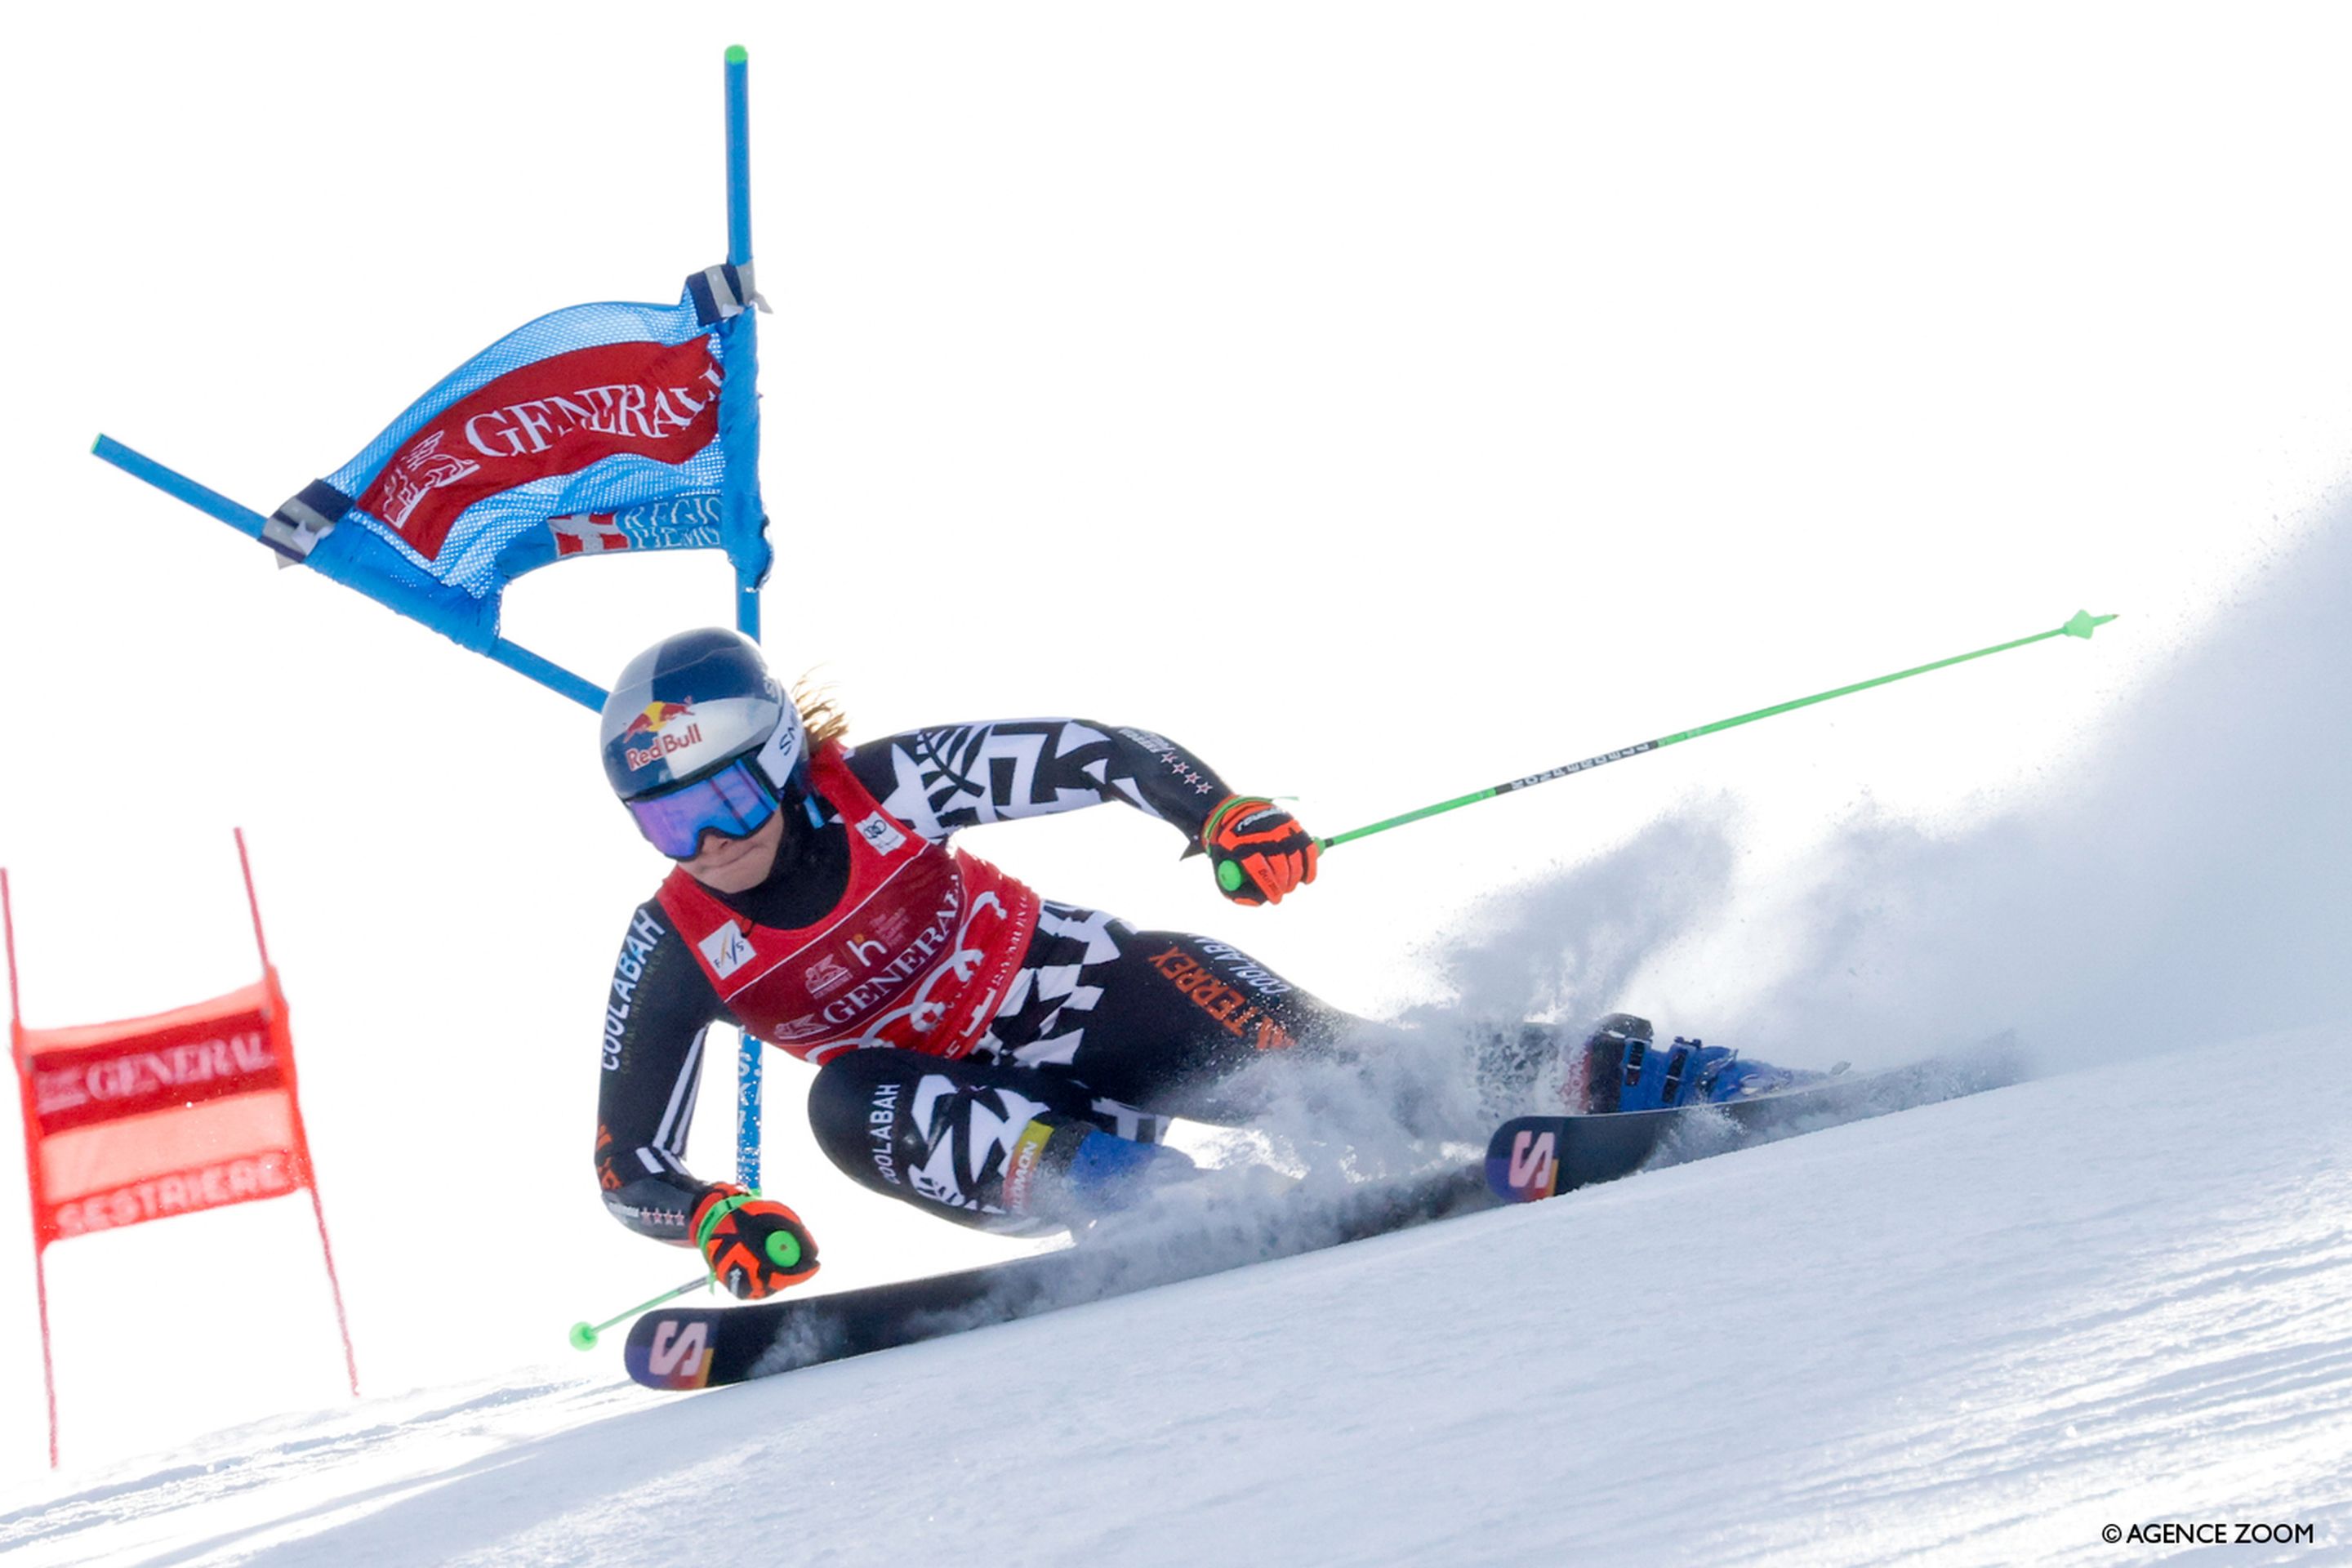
[626,760,778,859]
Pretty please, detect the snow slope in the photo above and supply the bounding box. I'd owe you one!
[4,13,2350,1556]
[4,1027,2346,1567]
[8,241,2349,1568]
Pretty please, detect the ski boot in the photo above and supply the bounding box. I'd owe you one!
[1008,1120,1200,1221]
[1576,1013,1824,1114]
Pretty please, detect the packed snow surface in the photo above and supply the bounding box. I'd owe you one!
[4,1028,2347,1566]
[7,17,2351,1560]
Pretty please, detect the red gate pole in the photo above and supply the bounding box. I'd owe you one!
[235,831,360,1398]
[3,868,63,1467]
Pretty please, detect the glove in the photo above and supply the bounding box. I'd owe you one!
[691,1183,820,1300]
[1200,795,1320,906]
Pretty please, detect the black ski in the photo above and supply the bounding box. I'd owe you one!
[624,1160,1497,1390]
[1486,1044,2023,1203]
[625,1045,2024,1391]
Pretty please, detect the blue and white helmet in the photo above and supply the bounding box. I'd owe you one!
[598,628,807,803]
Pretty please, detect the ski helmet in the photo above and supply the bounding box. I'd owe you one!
[599,630,808,853]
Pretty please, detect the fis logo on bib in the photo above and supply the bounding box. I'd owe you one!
[699,922,755,980]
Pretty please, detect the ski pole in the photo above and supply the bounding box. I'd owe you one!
[1320,608,2118,851]
[569,1273,711,1351]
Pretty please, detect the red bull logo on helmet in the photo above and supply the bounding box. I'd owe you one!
[621,699,702,771]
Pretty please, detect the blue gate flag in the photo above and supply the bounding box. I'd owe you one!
[265,265,770,657]
[96,49,773,713]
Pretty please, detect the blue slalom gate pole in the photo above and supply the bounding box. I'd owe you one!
[725,46,754,271]
[92,434,268,543]
[724,44,768,1189]
[736,1032,764,1193]
[724,43,764,647]
[91,437,609,710]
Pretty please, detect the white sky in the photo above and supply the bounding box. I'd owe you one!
[2,1,2350,1475]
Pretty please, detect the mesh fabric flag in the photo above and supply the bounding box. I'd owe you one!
[262,266,771,657]
[6,840,359,1466]
[96,50,774,715]
[17,977,310,1243]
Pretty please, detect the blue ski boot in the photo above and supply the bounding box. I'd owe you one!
[1009,1120,1200,1220]
[1578,1013,1822,1114]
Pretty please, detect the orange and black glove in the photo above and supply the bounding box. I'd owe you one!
[1200,795,1320,906]
[691,1183,819,1300]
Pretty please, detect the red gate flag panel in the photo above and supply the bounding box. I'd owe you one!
[6,834,359,1468]
[16,975,307,1245]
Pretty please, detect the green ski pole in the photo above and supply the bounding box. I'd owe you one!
[1321,609,2118,852]
[569,1273,711,1352]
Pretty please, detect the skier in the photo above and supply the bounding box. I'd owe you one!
[594,629,1796,1299]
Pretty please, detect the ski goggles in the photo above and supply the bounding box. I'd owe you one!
[626,758,778,859]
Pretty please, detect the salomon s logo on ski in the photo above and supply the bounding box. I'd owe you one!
[1492,1126,1558,1200]
[626,1318,715,1389]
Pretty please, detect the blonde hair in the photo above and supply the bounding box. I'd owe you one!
[792,674,851,750]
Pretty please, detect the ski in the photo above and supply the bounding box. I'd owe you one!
[1486,1044,2023,1203]
[625,1045,2025,1391]
[624,1160,1497,1390]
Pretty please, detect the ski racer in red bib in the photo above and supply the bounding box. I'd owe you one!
[594,629,1806,1299]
